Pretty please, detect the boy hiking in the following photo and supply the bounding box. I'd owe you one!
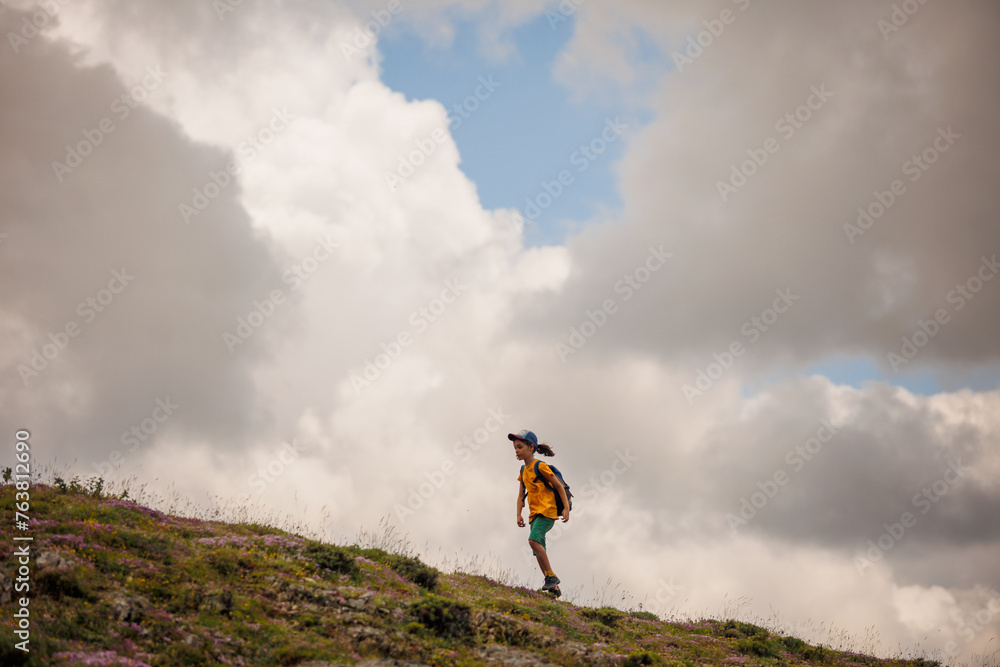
[511,429,570,597]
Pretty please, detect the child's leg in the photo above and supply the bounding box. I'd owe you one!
[527,516,557,576]
[528,539,552,574]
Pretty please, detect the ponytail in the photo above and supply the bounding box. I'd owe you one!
[535,443,555,457]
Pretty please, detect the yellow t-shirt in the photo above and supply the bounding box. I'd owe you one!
[518,460,559,521]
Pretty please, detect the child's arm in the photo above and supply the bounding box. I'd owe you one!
[516,480,526,527]
[541,468,571,522]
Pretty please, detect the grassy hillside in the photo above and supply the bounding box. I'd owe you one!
[0,475,943,667]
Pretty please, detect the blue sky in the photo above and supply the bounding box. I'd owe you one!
[376,12,1000,398]
[379,13,643,247]
[802,356,1000,394]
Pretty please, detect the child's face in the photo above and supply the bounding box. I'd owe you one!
[512,439,534,461]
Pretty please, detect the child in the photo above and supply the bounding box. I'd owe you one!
[510,429,570,596]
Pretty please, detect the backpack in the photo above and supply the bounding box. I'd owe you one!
[520,460,573,515]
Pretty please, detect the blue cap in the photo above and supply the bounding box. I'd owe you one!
[508,429,538,448]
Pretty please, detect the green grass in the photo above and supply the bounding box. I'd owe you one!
[0,470,951,667]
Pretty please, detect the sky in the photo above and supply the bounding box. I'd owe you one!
[1,0,999,662]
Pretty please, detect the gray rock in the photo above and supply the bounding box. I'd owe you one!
[0,570,11,605]
[36,550,69,570]
[203,588,234,615]
[560,641,619,666]
[474,644,561,666]
[112,594,149,623]
[347,591,375,610]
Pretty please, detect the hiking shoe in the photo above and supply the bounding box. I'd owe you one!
[542,575,560,591]
[547,586,561,598]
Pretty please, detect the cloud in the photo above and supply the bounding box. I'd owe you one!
[698,380,1000,559]
[0,3,287,456]
[544,0,1000,376]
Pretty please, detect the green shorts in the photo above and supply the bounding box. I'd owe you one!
[528,515,556,550]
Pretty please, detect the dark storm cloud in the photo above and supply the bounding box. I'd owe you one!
[0,5,288,462]
[532,0,1000,378]
[656,379,1000,589]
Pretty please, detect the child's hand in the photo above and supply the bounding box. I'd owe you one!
[560,509,570,523]
[517,515,525,527]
